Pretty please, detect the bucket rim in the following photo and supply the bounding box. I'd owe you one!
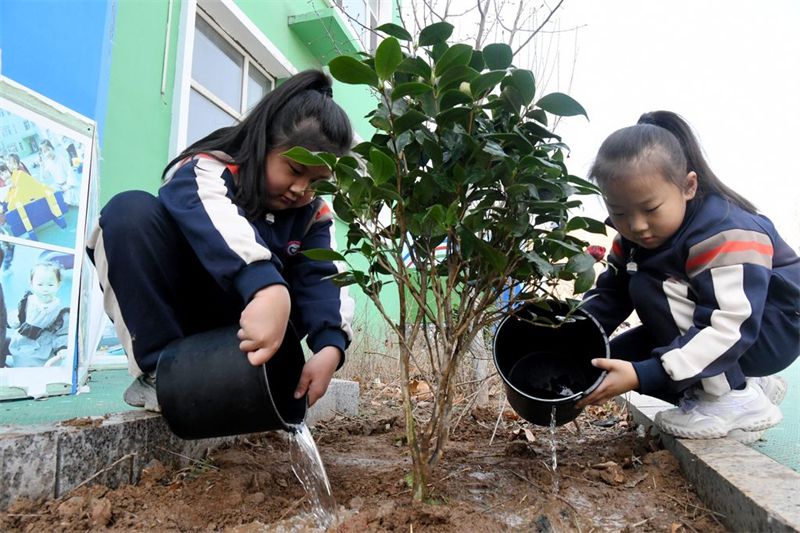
[260,364,306,431]
[492,302,610,404]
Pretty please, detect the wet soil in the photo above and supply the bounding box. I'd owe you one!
[1,383,727,532]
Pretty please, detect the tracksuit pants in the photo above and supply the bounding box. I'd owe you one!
[86,191,243,375]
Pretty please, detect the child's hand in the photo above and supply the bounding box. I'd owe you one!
[575,358,639,409]
[237,285,291,366]
[293,346,341,407]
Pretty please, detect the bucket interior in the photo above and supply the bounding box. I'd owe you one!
[494,303,608,401]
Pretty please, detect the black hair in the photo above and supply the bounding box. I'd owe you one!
[163,69,353,220]
[589,110,756,213]
[8,153,30,174]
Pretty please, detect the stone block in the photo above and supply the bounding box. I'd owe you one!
[0,426,58,508]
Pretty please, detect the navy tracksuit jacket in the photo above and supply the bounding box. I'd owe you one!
[582,193,800,398]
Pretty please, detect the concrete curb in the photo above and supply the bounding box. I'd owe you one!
[0,378,359,509]
[625,391,800,533]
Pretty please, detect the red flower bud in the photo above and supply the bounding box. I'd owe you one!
[586,245,606,262]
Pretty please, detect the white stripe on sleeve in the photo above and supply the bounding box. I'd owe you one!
[662,278,695,335]
[661,265,751,381]
[194,158,272,264]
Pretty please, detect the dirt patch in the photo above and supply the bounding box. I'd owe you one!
[0,384,727,532]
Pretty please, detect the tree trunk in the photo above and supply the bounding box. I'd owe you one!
[471,329,491,407]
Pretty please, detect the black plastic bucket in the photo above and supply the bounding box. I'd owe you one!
[156,324,306,439]
[493,301,609,426]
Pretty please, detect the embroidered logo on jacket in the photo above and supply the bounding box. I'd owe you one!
[287,241,301,256]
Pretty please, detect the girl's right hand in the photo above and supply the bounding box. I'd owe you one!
[237,284,291,366]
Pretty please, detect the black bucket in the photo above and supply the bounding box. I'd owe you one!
[493,301,609,426]
[156,324,306,439]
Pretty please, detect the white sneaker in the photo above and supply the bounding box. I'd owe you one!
[727,376,788,444]
[123,373,161,413]
[655,381,782,439]
[748,375,788,405]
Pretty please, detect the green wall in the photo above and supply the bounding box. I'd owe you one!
[101,0,181,204]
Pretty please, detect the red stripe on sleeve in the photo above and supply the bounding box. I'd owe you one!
[685,241,773,271]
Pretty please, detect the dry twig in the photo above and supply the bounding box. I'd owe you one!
[72,453,136,492]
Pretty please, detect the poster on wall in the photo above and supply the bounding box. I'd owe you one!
[0,76,97,400]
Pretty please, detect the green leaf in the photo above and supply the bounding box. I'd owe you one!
[437,65,479,91]
[536,92,588,118]
[375,37,402,81]
[438,89,472,109]
[435,107,470,128]
[566,216,607,234]
[301,248,346,262]
[566,175,602,194]
[482,43,513,70]
[470,70,507,97]
[393,110,428,134]
[281,147,328,167]
[574,267,596,294]
[478,240,508,271]
[337,155,359,168]
[434,43,473,76]
[482,140,506,158]
[419,22,454,46]
[566,252,597,274]
[376,22,413,41]
[397,57,432,80]
[333,195,354,223]
[391,82,433,99]
[369,147,396,184]
[507,69,536,106]
[311,180,338,195]
[468,50,485,72]
[328,56,379,88]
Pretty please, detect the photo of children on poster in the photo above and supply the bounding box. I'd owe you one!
[1,243,73,368]
[0,100,86,249]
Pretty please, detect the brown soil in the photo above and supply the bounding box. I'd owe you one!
[0,383,727,532]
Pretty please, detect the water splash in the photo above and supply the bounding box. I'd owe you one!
[288,423,337,529]
[549,405,559,493]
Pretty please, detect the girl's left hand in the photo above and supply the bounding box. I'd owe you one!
[293,346,341,407]
[575,358,639,409]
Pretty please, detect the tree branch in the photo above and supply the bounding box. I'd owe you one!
[512,0,565,57]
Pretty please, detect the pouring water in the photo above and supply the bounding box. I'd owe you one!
[288,423,337,529]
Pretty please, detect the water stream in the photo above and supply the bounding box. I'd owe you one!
[549,406,559,493]
[288,423,337,529]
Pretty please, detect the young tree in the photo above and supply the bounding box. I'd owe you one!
[289,23,604,500]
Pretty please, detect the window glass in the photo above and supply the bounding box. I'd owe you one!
[247,67,269,111]
[192,16,243,111]
[186,88,236,147]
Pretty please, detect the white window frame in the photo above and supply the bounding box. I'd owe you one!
[170,0,297,158]
[191,10,275,123]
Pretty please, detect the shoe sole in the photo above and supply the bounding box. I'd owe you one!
[656,404,783,439]
[727,428,765,444]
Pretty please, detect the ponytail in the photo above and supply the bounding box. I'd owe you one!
[637,111,756,213]
[163,70,352,220]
